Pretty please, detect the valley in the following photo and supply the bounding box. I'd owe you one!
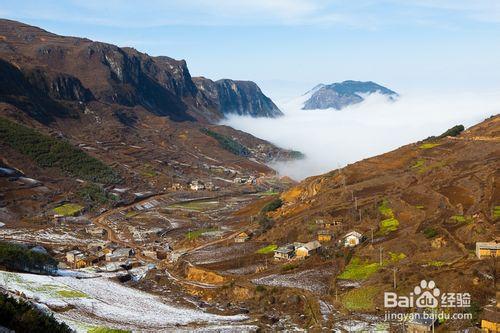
[0,18,498,333]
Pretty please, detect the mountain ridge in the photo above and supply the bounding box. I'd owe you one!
[302,80,398,110]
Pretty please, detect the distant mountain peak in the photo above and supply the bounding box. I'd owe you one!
[302,80,398,110]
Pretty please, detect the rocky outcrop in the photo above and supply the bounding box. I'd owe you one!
[0,19,281,122]
[194,77,283,118]
[302,80,397,110]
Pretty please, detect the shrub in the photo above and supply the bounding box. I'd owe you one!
[281,263,298,271]
[200,128,251,157]
[423,227,438,239]
[438,125,464,138]
[0,241,57,274]
[261,198,283,214]
[0,117,120,183]
[342,286,378,311]
[0,293,72,333]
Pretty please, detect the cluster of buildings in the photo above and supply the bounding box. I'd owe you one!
[64,242,136,269]
[274,241,322,260]
[189,180,219,191]
[233,175,256,185]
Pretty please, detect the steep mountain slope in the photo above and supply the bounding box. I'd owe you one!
[0,19,279,122]
[257,116,499,327]
[0,20,297,223]
[302,80,397,110]
[193,77,282,118]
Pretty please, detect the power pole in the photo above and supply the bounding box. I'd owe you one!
[392,267,398,289]
[358,209,362,223]
[379,247,383,266]
[370,228,374,244]
[354,196,358,210]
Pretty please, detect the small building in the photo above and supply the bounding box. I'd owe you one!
[343,231,363,247]
[475,241,500,259]
[235,232,250,243]
[406,314,438,333]
[66,250,84,263]
[74,257,88,269]
[190,180,205,191]
[274,245,295,260]
[481,305,499,333]
[317,230,332,242]
[85,226,107,237]
[106,247,135,261]
[295,241,322,258]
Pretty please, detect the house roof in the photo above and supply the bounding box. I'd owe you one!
[299,240,321,251]
[476,242,500,250]
[344,231,362,239]
[275,245,294,254]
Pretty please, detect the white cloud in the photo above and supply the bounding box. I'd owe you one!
[222,90,500,180]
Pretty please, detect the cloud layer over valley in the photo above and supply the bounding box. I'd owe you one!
[222,91,500,180]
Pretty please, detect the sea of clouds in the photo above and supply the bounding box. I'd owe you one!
[221,91,500,180]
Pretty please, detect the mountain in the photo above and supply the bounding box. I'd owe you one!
[257,116,499,328]
[0,19,298,222]
[193,77,283,118]
[302,80,398,110]
[0,19,280,122]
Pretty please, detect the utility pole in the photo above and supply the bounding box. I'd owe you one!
[370,228,374,244]
[392,267,398,289]
[354,196,358,210]
[358,209,362,223]
[379,247,383,266]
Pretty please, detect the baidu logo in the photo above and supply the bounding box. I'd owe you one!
[384,280,470,308]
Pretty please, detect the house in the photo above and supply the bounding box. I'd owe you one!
[205,182,219,191]
[295,241,322,258]
[316,219,332,229]
[105,247,135,261]
[85,226,107,237]
[274,245,295,260]
[475,241,500,259]
[406,313,438,333]
[343,231,363,247]
[66,250,84,263]
[317,230,332,242]
[74,257,88,269]
[235,232,250,243]
[481,305,499,333]
[190,180,205,191]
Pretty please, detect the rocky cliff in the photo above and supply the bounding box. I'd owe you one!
[193,77,282,118]
[0,19,280,122]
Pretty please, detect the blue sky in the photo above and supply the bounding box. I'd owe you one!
[2,0,500,100]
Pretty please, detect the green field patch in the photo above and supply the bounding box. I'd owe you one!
[378,199,394,218]
[411,159,425,170]
[53,203,84,217]
[492,206,500,219]
[428,260,445,267]
[88,327,131,333]
[415,205,425,209]
[185,228,217,240]
[256,244,277,254]
[56,290,88,298]
[450,215,473,224]
[380,218,399,235]
[125,210,140,218]
[342,286,379,311]
[259,189,280,196]
[389,252,406,262]
[419,143,441,149]
[338,258,381,280]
